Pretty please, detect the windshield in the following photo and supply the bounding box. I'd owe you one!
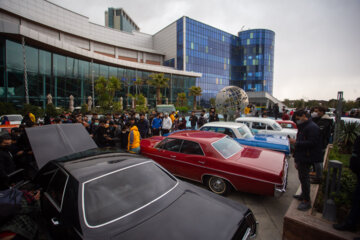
[272,123,282,131]
[212,136,243,159]
[6,115,23,121]
[83,161,177,227]
[238,126,253,139]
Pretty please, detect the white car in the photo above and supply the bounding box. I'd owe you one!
[0,114,23,125]
[235,117,297,139]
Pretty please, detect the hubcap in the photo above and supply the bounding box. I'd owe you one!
[210,177,225,193]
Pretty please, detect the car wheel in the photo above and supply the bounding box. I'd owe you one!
[207,176,229,195]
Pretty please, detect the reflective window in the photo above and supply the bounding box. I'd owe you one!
[164,138,183,152]
[84,162,177,227]
[212,136,242,159]
[180,140,204,155]
[45,169,68,210]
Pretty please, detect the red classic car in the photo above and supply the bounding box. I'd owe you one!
[276,120,297,129]
[141,131,288,196]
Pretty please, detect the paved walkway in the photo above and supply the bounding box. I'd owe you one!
[227,157,299,240]
[185,157,299,240]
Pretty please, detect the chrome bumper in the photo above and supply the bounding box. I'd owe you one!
[274,158,288,197]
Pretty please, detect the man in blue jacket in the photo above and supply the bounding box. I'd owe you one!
[151,113,162,136]
[290,109,322,211]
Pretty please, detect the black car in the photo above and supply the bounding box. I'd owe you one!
[27,124,257,240]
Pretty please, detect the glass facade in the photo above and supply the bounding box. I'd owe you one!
[175,17,275,104]
[0,38,196,108]
[236,29,274,94]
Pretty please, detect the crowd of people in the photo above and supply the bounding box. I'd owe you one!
[0,104,359,238]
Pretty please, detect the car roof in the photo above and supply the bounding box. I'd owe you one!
[58,152,151,182]
[236,117,278,124]
[169,130,226,144]
[202,121,246,128]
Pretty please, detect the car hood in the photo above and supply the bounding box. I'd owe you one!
[26,124,98,169]
[82,182,249,240]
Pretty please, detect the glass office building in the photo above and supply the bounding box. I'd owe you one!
[0,39,195,108]
[176,17,275,103]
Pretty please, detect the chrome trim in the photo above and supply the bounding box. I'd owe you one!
[145,152,280,185]
[44,168,69,213]
[274,158,288,197]
[82,161,179,229]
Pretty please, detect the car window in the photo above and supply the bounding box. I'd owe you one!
[156,138,168,149]
[237,121,251,128]
[83,162,177,227]
[180,140,204,155]
[267,124,274,130]
[216,127,235,138]
[164,138,183,152]
[200,127,210,131]
[272,123,282,131]
[238,127,253,139]
[7,115,22,121]
[45,169,68,211]
[252,122,265,130]
[212,136,243,159]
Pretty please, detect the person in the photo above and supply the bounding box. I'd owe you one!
[173,114,180,131]
[128,118,140,154]
[120,124,130,150]
[0,134,17,187]
[161,113,172,135]
[311,106,334,184]
[289,109,322,211]
[93,119,112,148]
[151,113,162,136]
[244,105,251,115]
[273,103,280,120]
[189,111,198,130]
[197,111,207,128]
[1,116,10,125]
[209,108,219,122]
[333,136,360,234]
[282,110,290,120]
[178,116,187,130]
[169,111,175,124]
[137,113,149,139]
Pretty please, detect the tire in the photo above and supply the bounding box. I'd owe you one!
[207,176,229,195]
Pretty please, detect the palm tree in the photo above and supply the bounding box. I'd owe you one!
[134,77,143,95]
[177,92,187,106]
[189,86,202,110]
[95,76,121,110]
[147,73,169,105]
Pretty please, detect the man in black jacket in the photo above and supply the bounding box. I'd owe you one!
[311,106,334,183]
[333,136,360,233]
[137,113,149,139]
[290,109,322,211]
[0,134,17,189]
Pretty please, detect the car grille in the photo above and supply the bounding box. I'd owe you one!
[232,211,257,240]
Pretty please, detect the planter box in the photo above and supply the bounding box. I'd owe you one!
[283,145,360,240]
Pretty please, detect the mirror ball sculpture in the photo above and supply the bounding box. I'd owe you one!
[215,86,249,116]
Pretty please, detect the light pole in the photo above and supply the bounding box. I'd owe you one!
[91,59,95,109]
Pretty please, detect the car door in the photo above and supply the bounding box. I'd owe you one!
[174,140,207,181]
[154,138,183,174]
[40,167,71,239]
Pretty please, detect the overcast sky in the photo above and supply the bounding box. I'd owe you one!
[48,0,360,101]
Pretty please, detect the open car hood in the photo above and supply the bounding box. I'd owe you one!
[26,124,97,169]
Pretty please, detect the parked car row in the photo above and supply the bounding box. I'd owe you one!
[14,124,258,240]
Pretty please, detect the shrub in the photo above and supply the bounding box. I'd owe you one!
[176,106,189,114]
[0,102,16,115]
[337,121,360,153]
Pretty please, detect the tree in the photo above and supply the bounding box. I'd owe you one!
[209,98,216,107]
[189,86,202,110]
[176,92,187,107]
[134,78,143,95]
[95,76,121,110]
[147,73,169,105]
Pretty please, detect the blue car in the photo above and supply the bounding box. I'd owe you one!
[199,122,290,155]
